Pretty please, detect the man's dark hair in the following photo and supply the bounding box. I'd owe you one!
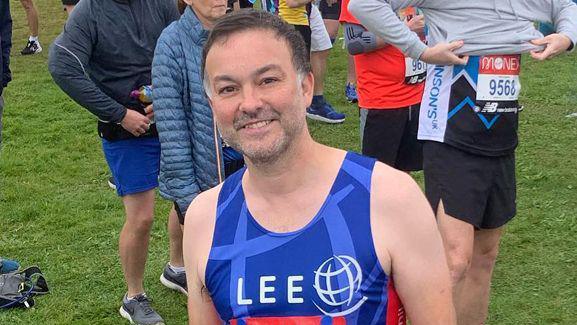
[202,9,311,88]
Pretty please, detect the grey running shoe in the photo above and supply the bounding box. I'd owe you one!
[119,293,164,325]
[160,264,187,296]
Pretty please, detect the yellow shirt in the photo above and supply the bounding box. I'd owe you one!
[278,0,308,26]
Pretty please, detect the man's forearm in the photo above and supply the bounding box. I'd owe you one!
[48,42,126,123]
[348,0,426,59]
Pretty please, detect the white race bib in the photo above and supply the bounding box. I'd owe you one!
[476,55,521,102]
[404,57,427,85]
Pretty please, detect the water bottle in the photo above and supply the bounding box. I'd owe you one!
[130,85,153,104]
[130,85,154,124]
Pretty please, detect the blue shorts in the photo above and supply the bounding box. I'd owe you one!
[102,137,160,196]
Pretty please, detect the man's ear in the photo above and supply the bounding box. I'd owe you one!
[207,96,214,109]
[301,71,314,103]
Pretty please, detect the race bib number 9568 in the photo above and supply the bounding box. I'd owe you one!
[477,55,521,102]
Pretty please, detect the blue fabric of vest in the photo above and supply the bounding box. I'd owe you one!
[206,152,395,324]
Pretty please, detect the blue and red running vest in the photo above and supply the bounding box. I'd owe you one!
[205,152,406,325]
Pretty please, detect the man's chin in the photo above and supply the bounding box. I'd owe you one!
[241,143,290,166]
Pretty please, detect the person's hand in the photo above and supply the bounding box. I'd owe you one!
[120,109,151,137]
[406,15,425,34]
[144,104,154,120]
[419,40,469,65]
[530,34,573,61]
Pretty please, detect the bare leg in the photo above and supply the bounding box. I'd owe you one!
[19,0,39,38]
[167,206,184,267]
[458,227,503,324]
[323,19,339,40]
[437,201,504,324]
[120,189,156,297]
[436,201,475,323]
[311,49,330,96]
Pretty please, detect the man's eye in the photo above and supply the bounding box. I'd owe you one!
[261,77,278,85]
[218,86,237,94]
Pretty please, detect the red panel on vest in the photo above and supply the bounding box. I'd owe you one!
[386,280,406,325]
[231,316,347,325]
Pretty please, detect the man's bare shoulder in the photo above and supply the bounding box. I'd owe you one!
[369,162,438,273]
[371,161,424,208]
[370,161,435,225]
[183,184,223,269]
[183,183,224,288]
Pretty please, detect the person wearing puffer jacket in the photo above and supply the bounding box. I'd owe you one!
[152,0,231,231]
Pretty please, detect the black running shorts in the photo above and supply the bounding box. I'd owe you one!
[293,24,312,53]
[423,141,516,229]
[319,0,341,20]
[360,104,423,172]
[62,0,80,5]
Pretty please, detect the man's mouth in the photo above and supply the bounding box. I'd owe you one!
[242,120,273,129]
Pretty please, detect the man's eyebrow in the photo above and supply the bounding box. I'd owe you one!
[253,64,283,77]
[212,75,237,84]
[212,64,284,84]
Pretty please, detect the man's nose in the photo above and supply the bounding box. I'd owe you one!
[239,86,263,113]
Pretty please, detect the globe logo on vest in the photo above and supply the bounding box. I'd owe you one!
[312,255,368,317]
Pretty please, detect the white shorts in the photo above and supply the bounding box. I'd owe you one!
[310,4,332,52]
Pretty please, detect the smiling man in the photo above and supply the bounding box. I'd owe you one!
[182,10,455,325]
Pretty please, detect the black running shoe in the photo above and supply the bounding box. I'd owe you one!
[21,40,42,55]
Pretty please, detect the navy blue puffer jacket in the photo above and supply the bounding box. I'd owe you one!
[152,6,224,216]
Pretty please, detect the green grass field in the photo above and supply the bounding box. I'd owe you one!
[1,0,576,324]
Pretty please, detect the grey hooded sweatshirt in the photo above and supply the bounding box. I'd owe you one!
[48,0,179,134]
[348,0,577,60]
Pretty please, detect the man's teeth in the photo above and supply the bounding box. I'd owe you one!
[245,120,271,129]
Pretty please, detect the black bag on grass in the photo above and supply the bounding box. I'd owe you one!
[0,266,49,309]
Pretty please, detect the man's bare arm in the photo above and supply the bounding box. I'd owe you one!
[371,163,456,324]
[183,187,223,325]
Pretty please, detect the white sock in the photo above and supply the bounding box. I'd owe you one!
[124,292,145,302]
[29,36,39,42]
[168,263,186,274]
